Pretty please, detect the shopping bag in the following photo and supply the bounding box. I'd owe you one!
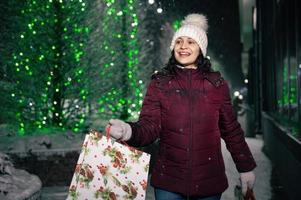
[234,185,256,200]
[67,129,151,200]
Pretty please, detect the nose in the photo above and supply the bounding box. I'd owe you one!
[180,41,188,49]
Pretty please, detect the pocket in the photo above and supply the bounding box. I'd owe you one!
[205,96,222,105]
[160,89,182,111]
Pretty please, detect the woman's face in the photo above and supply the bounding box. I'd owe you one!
[174,36,200,69]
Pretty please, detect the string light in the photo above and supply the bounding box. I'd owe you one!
[148,0,155,5]
[9,0,163,134]
[9,0,88,135]
[98,0,143,120]
[157,8,163,13]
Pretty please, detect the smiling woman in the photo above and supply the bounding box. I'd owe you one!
[105,13,257,200]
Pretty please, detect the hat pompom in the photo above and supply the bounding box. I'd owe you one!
[182,13,208,32]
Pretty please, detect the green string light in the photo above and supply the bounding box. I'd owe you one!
[6,0,158,135]
[97,0,143,120]
[8,0,89,135]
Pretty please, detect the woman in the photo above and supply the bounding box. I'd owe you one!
[106,14,256,200]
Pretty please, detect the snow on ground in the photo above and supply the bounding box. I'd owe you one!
[0,152,42,200]
[0,131,86,157]
[0,131,87,200]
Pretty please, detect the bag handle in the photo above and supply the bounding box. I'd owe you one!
[105,124,111,141]
[105,124,142,152]
[105,123,128,145]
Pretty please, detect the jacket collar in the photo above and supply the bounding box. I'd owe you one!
[174,66,224,88]
[174,65,204,79]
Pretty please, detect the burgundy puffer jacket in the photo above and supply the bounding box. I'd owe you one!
[127,67,256,197]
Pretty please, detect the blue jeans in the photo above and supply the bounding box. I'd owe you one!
[155,188,221,200]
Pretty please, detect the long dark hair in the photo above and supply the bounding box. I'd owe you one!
[161,50,212,76]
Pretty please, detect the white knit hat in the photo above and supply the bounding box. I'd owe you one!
[170,13,208,56]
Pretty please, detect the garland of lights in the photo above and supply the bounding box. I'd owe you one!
[11,0,88,135]
[8,0,166,135]
[62,0,89,132]
[98,0,143,120]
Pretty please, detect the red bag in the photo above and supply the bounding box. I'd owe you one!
[234,185,256,200]
[244,187,256,200]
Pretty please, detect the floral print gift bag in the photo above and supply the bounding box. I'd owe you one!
[67,129,151,200]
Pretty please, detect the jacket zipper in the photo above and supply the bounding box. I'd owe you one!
[202,72,206,96]
[187,70,193,198]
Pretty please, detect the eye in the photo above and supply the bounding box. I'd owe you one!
[188,40,195,44]
[175,40,181,44]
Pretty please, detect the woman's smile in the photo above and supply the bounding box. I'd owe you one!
[178,51,191,56]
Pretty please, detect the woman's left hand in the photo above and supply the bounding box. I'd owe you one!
[240,170,255,196]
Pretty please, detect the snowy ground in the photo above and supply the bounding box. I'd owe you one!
[0,131,85,154]
[0,152,42,200]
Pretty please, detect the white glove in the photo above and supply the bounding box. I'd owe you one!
[106,119,132,141]
[240,170,255,196]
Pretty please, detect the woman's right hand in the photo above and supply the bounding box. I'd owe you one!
[106,119,132,141]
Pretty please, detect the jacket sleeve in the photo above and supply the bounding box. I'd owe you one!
[219,82,257,172]
[127,79,161,147]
